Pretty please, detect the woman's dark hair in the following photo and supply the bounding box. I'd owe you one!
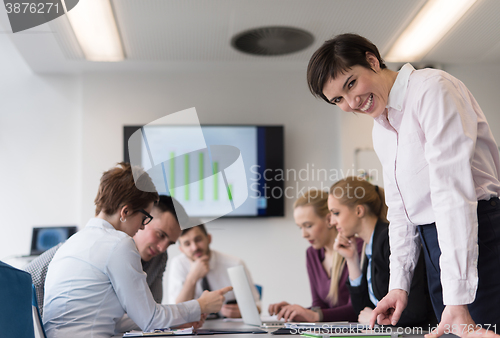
[94,162,159,216]
[307,33,386,104]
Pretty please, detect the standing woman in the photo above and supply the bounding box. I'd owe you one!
[329,177,433,327]
[44,163,229,338]
[268,189,361,322]
[307,34,500,335]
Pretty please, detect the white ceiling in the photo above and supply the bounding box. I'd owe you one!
[1,0,499,74]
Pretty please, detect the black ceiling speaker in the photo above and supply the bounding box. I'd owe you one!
[231,26,314,56]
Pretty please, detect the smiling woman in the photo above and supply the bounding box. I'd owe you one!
[307,33,500,336]
[307,34,396,118]
[307,34,387,105]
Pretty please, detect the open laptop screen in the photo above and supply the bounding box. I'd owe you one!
[30,226,77,256]
[227,265,263,326]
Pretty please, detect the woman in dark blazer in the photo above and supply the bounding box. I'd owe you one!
[328,177,434,327]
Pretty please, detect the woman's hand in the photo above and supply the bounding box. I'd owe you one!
[369,289,408,327]
[425,305,477,338]
[333,233,359,262]
[334,233,362,280]
[276,304,319,322]
[358,307,373,325]
[268,301,289,316]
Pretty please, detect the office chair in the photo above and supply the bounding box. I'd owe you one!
[0,261,35,338]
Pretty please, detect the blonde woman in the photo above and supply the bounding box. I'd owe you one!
[329,177,434,326]
[268,189,361,322]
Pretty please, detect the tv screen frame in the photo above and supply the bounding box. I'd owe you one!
[123,124,284,218]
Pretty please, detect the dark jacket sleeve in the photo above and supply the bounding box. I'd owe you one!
[346,257,375,315]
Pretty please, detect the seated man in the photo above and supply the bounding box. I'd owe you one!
[25,195,184,316]
[168,223,260,318]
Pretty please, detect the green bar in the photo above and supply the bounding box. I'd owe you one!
[213,162,218,200]
[184,154,190,200]
[169,152,175,197]
[199,152,204,201]
[228,184,233,201]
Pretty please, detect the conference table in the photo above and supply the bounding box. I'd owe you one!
[112,317,444,338]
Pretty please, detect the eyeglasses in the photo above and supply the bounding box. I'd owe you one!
[138,209,153,225]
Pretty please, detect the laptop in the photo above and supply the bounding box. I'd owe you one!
[227,265,284,328]
[30,226,78,256]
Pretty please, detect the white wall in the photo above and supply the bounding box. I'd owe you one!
[445,64,500,143]
[78,70,342,311]
[0,34,80,262]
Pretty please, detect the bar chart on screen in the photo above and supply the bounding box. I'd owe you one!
[126,110,284,219]
[161,149,241,211]
[139,125,258,217]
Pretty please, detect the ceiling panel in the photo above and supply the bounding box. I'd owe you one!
[112,0,428,62]
[3,0,500,73]
[48,15,84,60]
[424,0,500,64]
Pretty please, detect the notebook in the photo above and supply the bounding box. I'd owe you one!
[123,327,193,337]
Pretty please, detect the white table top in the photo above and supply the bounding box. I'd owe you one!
[112,318,442,338]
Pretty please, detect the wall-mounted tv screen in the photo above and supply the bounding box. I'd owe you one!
[124,125,284,218]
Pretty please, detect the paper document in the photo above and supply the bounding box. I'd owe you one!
[123,327,193,337]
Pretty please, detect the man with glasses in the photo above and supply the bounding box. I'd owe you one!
[25,195,185,315]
